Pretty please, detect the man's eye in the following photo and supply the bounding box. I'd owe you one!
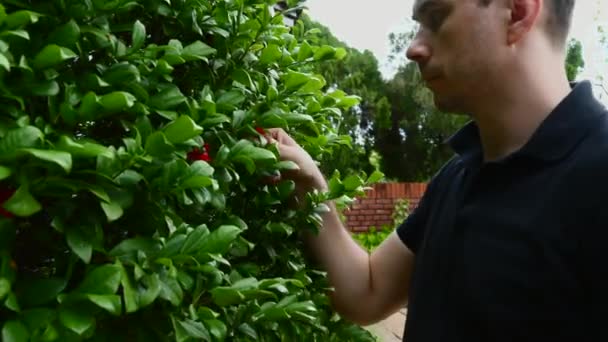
[426,11,447,31]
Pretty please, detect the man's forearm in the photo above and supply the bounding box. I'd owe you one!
[305,201,375,323]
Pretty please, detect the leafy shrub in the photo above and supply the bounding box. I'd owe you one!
[392,198,409,227]
[352,225,393,252]
[0,0,382,340]
[353,198,410,252]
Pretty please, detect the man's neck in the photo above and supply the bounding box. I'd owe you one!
[471,67,572,162]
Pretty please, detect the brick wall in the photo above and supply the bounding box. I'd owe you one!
[345,183,428,232]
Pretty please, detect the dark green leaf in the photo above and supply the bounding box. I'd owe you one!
[163,116,203,144]
[76,264,121,295]
[159,276,183,306]
[204,319,227,340]
[182,41,216,61]
[131,20,146,51]
[33,45,77,69]
[180,225,209,254]
[56,136,110,158]
[20,149,72,172]
[20,277,66,307]
[98,91,136,112]
[149,86,186,110]
[66,228,92,263]
[101,200,123,222]
[177,319,211,341]
[59,306,94,335]
[0,166,11,180]
[145,131,174,157]
[199,225,241,255]
[238,323,258,340]
[0,278,9,300]
[260,44,282,64]
[2,186,41,217]
[30,80,60,96]
[85,294,121,315]
[48,20,80,47]
[0,126,43,159]
[5,10,40,29]
[2,320,29,342]
[109,238,160,258]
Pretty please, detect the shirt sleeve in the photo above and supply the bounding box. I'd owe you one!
[579,212,608,337]
[396,177,436,255]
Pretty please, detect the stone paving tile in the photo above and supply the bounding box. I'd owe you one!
[367,309,407,342]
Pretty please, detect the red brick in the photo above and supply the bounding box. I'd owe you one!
[360,209,375,215]
[376,209,391,215]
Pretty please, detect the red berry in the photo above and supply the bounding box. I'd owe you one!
[0,188,15,218]
[255,127,266,135]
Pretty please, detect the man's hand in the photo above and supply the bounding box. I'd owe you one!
[266,128,328,197]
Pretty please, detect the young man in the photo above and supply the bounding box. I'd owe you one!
[270,0,608,340]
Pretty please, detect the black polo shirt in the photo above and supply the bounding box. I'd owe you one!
[397,81,608,342]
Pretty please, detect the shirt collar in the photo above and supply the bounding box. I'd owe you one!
[448,81,607,165]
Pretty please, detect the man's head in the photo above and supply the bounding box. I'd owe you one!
[406,0,576,114]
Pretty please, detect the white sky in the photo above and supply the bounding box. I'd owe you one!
[304,0,608,103]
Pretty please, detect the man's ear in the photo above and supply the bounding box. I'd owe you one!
[506,0,543,45]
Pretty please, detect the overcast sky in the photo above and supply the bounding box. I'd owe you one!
[304,0,608,102]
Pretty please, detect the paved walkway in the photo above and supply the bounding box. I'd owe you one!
[367,308,407,341]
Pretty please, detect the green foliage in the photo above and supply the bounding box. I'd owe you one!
[352,226,393,252]
[565,39,585,82]
[300,16,387,178]
[391,198,409,227]
[0,1,380,340]
[353,198,410,252]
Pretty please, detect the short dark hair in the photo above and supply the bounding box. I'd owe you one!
[479,0,575,47]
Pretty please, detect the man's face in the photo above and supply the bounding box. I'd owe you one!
[407,0,506,114]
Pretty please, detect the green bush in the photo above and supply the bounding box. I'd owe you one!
[0,1,382,340]
[353,198,410,252]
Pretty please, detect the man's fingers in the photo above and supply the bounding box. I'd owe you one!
[267,128,297,146]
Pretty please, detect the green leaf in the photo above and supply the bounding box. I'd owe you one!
[56,136,110,158]
[0,278,9,300]
[159,276,183,306]
[117,262,138,313]
[0,126,43,159]
[0,166,11,180]
[149,86,186,110]
[180,225,210,254]
[48,20,81,47]
[139,274,161,308]
[163,116,203,144]
[313,45,337,61]
[85,294,121,315]
[20,149,72,173]
[30,80,60,96]
[0,53,9,71]
[5,10,40,29]
[59,306,94,335]
[217,91,245,110]
[367,170,384,184]
[103,63,140,85]
[20,277,66,307]
[76,264,121,295]
[66,228,92,263]
[33,44,77,69]
[283,71,311,92]
[2,320,29,342]
[131,20,146,51]
[182,41,216,61]
[199,225,241,255]
[298,41,313,61]
[205,319,227,340]
[176,319,211,341]
[238,323,258,340]
[109,238,160,258]
[0,30,29,40]
[101,201,123,222]
[232,68,254,89]
[259,44,282,64]
[2,186,41,217]
[145,131,174,157]
[98,91,136,112]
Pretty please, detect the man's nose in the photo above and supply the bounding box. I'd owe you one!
[406,38,431,65]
